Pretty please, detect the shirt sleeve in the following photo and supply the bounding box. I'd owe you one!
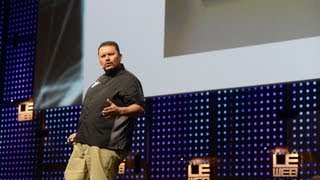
[120,77,145,109]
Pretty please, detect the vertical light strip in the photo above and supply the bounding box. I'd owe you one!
[291,80,319,178]
[3,0,37,102]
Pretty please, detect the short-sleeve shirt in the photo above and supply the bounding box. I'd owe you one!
[75,64,145,150]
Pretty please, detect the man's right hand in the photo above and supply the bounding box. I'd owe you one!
[67,133,76,145]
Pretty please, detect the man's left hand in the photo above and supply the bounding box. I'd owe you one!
[101,99,120,118]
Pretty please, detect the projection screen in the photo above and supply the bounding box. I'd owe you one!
[82,0,320,97]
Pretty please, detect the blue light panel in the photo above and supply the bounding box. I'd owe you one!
[41,105,80,179]
[43,106,80,164]
[0,0,6,102]
[149,92,212,179]
[0,105,39,179]
[0,0,4,52]
[4,41,35,102]
[213,85,286,178]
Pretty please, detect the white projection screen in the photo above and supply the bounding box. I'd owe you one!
[83,0,320,98]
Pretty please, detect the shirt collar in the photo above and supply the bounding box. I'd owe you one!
[104,63,125,77]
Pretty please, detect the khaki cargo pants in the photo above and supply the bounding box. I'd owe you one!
[65,143,127,180]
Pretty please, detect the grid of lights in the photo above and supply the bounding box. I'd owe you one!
[213,85,286,178]
[0,105,39,179]
[43,106,80,164]
[0,0,6,102]
[149,92,212,179]
[0,0,4,51]
[2,0,37,103]
[4,41,35,102]
[40,106,80,179]
[7,0,37,40]
[290,80,319,178]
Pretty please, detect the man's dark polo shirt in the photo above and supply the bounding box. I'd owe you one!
[75,64,145,150]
